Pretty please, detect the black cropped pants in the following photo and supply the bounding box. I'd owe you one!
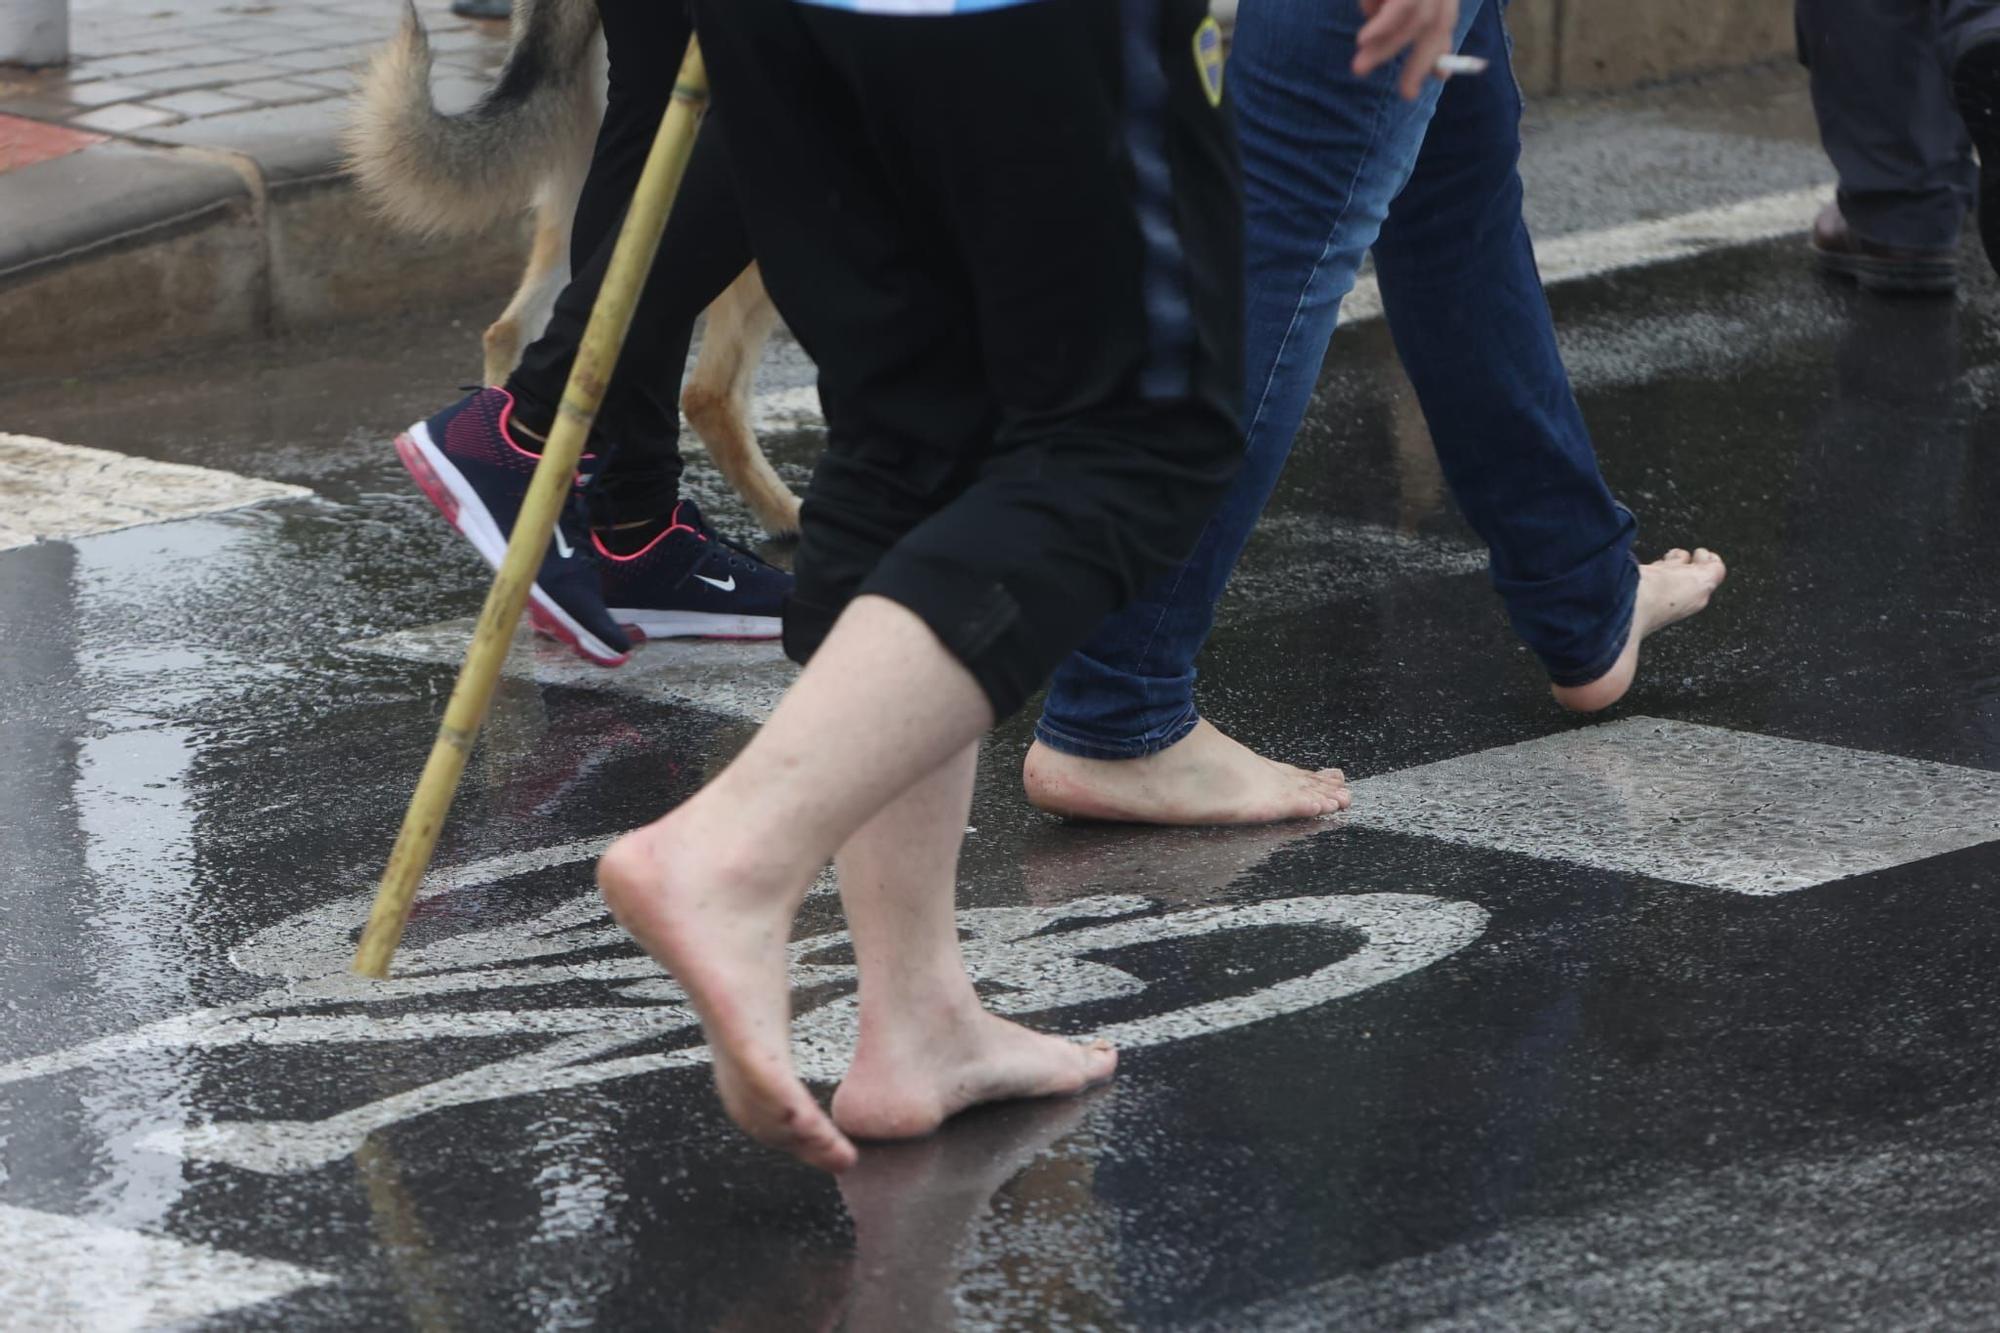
[697,0,1245,720]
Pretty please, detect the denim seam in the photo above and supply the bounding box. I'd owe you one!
[1117,59,1400,732]
[1237,70,1399,462]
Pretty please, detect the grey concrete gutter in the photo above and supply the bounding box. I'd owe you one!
[1510,0,1797,96]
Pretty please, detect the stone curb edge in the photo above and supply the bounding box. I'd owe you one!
[0,124,524,382]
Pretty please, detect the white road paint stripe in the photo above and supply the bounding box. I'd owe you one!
[27,705,1979,1179]
[1346,716,2000,894]
[229,841,834,982]
[344,512,1477,718]
[0,1203,332,1329]
[138,892,1485,1175]
[360,188,1832,706]
[740,185,1829,427]
[228,834,619,979]
[1528,185,1831,286]
[1339,184,1827,325]
[0,433,311,552]
[347,621,796,723]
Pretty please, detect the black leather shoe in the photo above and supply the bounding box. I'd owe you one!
[450,0,509,19]
[1953,33,2000,280]
[1810,203,1958,296]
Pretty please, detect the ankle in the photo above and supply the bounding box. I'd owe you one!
[501,384,555,444]
[654,799,825,906]
[854,973,983,1052]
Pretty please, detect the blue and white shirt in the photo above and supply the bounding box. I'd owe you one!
[793,0,1046,12]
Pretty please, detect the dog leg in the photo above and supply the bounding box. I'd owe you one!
[482,200,573,385]
[684,265,802,538]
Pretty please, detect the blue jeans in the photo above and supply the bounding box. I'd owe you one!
[1034,0,1638,760]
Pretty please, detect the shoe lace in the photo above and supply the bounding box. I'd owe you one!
[553,489,598,563]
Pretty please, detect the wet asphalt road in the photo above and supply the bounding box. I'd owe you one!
[5,235,2000,1330]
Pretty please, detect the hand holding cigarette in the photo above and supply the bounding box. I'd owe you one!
[1353,0,1464,100]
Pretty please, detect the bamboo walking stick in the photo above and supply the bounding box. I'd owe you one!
[353,39,711,979]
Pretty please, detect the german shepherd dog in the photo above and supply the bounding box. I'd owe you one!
[341,0,802,537]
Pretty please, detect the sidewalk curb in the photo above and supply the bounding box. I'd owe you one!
[0,122,525,383]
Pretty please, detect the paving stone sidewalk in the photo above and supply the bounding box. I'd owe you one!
[0,0,505,280]
[0,0,499,143]
[0,0,521,373]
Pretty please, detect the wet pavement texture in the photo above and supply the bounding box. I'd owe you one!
[5,236,2000,1330]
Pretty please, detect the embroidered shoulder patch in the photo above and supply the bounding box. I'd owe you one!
[1193,15,1225,107]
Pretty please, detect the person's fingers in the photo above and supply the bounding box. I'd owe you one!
[1401,18,1455,100]
[1353,0,1424,76]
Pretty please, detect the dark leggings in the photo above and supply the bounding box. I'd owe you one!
[506,0,754,526]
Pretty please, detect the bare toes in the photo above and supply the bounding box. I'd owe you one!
[1662,548,1691,564]
[735,1088,857,1172]
[792,1124,859,1174]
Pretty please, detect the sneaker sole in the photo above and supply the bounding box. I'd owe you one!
[605,609,783,641]
[1812,245,1958,296]
[395,422,631,668]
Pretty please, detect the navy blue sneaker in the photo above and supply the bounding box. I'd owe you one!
[594,500,789,640]
[394,387,633,666]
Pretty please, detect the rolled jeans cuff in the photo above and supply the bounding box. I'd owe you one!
[1032,705,1201,761]
[1525,549,1641,689]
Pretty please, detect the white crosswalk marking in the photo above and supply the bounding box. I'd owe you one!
[1340,185,1829,325]
[343,512,1473,724]
[349,619,796,722]
[0,1204,332,1329]
[1347,717,2000,894]
[735,185,1831,430]
[0,433,311,551]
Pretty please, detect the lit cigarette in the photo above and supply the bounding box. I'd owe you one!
[1434,53,1490,76]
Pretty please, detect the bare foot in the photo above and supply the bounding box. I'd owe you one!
[1552,548,1727,713]
[832,1001,1117,1141]
[1022,719,1350,826]
[598,821,858,1173]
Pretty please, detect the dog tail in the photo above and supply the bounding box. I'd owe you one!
[341,0,600,237]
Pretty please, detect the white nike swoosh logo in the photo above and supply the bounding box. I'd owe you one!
[695,574,735,592]
[552,527,574,559]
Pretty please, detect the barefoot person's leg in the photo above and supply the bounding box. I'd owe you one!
[621,0,1245,1170]
[830,742,1115,1140]
[1370,1,1724,712]
[599,597,995,1173]
[1025,0,1481,825]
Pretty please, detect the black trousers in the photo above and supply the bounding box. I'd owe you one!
[696,0,1244,720]
[505,0,753,526]
[1798,0,2000,249]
